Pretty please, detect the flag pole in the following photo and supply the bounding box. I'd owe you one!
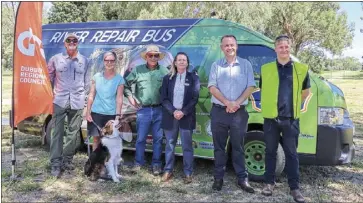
[10,2,21,181]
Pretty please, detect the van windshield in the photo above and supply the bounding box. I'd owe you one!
[237,45,301,77]
[237,45,276,77]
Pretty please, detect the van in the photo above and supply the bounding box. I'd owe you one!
[17,18,355,181]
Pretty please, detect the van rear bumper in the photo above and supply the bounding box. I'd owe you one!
[299,125,355,165]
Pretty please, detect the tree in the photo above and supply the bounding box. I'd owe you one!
[264,2,354,56]
[48,2,89,23]
[1,2,18,71]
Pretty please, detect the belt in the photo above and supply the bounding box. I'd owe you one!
[212,103,245,109]
[142,104,161,108]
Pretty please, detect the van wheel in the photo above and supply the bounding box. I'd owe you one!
[244,131,285,182]
[45,122,83,152]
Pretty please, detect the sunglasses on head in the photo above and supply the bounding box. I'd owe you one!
[65,38,78,43]
[147,54,160,58]
[275,35,290,41]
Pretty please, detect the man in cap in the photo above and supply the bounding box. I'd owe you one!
[124,44,169,175]
[47,33,91,178]
[260,35,310,203]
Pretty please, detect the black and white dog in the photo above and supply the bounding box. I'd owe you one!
[84,118,132,182]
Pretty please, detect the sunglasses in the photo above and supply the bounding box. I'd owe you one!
[275,35,290,41]
[147,54,160,58]
[65,38,78,43]
[104,59,115,63]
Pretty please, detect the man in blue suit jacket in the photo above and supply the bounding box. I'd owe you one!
[160,52,200,184]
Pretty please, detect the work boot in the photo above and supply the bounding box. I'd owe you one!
[183,175,192,184]
[50,166,61,178]
[212,179,223,191]
[262,184,275,196]
[152,165,161,176]
[161,172,173,182]
[290,189,305,203]
[63,161,75,171]
[237,178,255,193]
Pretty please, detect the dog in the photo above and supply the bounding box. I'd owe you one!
[84,118,131,182]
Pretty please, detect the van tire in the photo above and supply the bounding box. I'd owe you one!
[244,131,285,182]
[45,122,83,152]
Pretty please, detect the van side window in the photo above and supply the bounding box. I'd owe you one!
[237,45,276,77]
[170,46,209,73]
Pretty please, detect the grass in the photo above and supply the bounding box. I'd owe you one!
[1,71,363,202]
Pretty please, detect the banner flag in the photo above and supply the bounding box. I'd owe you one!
[13,2,53,127]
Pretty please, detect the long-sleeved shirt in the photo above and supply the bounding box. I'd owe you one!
[124,63,169,106]
[47,52,91,110]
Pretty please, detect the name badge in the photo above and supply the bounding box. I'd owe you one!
[185,83,190,86]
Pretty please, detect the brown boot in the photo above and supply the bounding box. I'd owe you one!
[261,184,275,196]
[161,172,173,182]
[183,175,192,184]
[290,189,305,203]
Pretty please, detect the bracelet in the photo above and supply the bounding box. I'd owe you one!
[116,114,121,116]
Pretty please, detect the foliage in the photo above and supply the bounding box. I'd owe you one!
[1,2,358,73]
[1,2,18,71]
[48,2,88,23]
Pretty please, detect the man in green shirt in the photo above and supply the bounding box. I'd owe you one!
[124,45,169,175]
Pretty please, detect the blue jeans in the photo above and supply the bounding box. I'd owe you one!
[163,119,194,176]
[134,106,163,167]
[264,118,300,190]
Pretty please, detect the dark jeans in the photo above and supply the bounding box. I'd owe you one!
[50,103,83,167]
[211,104,249,180]
[163,119,194,176]
[264,118,300,190]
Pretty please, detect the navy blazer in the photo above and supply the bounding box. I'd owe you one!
[160,71,200,130]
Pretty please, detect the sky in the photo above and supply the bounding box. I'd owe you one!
[339,2,363,62]
[43,2,362,62]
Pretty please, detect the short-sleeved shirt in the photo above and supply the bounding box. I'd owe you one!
[208,57,256,106]
[91,72,125,115]
[124,64,169,106]
[259,60,310,118]
[47,52,91,110]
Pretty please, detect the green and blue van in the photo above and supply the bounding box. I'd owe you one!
[17,18,356,181]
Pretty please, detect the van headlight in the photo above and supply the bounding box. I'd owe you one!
[318,107,344,125]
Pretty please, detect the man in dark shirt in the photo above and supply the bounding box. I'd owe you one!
[259,61,310,118]
[259,35,311,203]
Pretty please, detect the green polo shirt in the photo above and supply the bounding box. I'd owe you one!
[124,64,169,106]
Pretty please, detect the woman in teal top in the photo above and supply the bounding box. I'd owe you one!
[86,51,125,150]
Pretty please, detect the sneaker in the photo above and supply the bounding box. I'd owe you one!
[51,166,61,178]
[152,165,161,176]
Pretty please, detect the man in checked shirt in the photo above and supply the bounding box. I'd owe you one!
[208,35,256,192]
